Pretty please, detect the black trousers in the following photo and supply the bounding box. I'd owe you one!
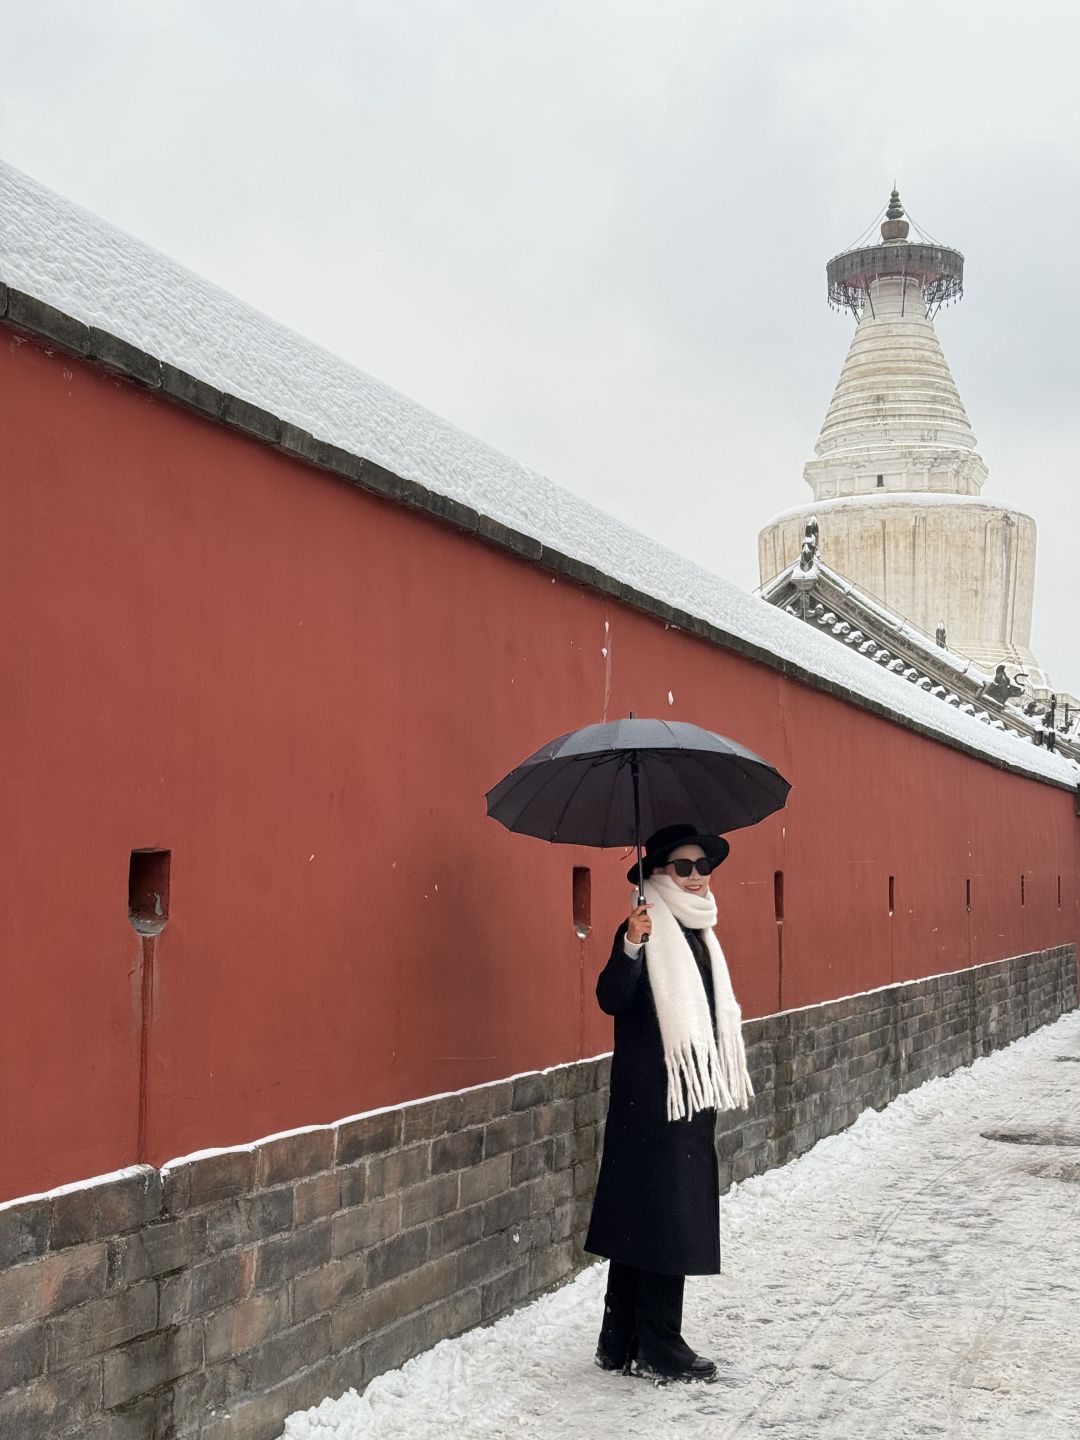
[597,1261,697,1371]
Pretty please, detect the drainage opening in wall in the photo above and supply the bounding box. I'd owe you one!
[129,849,171,934]
[129,848,170,1162]
[572,866,591,940]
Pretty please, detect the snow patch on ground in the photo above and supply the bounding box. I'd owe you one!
[283,1011,1080,1439]
[0,159,1074,789]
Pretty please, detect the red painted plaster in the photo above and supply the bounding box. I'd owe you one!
[1,330,1077,1201]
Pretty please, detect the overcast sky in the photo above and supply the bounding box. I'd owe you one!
[2,0,1076,685]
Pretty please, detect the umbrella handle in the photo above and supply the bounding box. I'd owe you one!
[631,753,648,945]
[636,886,649,946]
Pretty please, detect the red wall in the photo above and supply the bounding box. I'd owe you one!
[1,329,1077,1202]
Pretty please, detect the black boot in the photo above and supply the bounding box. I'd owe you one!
[627,1269,718,1383]
[632,1353,719,1384]
[594,1349,631,1373]
[595,1261,637,1374]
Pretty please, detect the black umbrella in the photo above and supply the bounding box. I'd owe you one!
[485,715,791,910]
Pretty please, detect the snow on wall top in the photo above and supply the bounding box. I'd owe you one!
[764,491,1035,527]
[0,159,1074,789]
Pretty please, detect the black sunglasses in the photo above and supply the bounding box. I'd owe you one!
[663,857,716,877]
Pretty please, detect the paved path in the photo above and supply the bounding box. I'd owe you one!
[284,1010,1080,1439]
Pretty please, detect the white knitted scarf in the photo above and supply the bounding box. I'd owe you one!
[642,873,754,1122]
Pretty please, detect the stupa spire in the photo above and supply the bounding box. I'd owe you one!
[809,190,982,497]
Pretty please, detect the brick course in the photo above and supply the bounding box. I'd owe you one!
[0,943,1074,1438]
[715,945,1079,1192]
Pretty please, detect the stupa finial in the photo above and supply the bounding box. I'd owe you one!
[882,187,909,241]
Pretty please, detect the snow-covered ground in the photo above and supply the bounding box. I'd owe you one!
[283,1010,1080,1440]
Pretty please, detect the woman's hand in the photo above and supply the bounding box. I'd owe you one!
[626,901,652,945]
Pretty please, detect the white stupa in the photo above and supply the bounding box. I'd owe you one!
[758,190,1047,687]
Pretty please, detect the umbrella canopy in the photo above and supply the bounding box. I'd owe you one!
[485,717,790,849]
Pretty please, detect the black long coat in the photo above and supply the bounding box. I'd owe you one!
[584,921,721,1276]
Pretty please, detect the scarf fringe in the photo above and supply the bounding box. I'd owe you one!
[665,1037,742,1122]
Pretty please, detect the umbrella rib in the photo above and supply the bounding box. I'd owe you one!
[547,758,599,843]
[654,752,709,830]
[598,751,629,848]
[485,759,549,813]
[632,749,653,852]
[488,763,572,831]
[688,748,754,817]
[681,751,786,831]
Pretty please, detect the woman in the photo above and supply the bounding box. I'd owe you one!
[584,823,754,1383]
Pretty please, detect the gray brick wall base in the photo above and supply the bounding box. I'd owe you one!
[718,943,1079,1188]
[0,944,1074,1438]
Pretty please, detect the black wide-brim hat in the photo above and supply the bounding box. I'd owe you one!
[627,823,731,885]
